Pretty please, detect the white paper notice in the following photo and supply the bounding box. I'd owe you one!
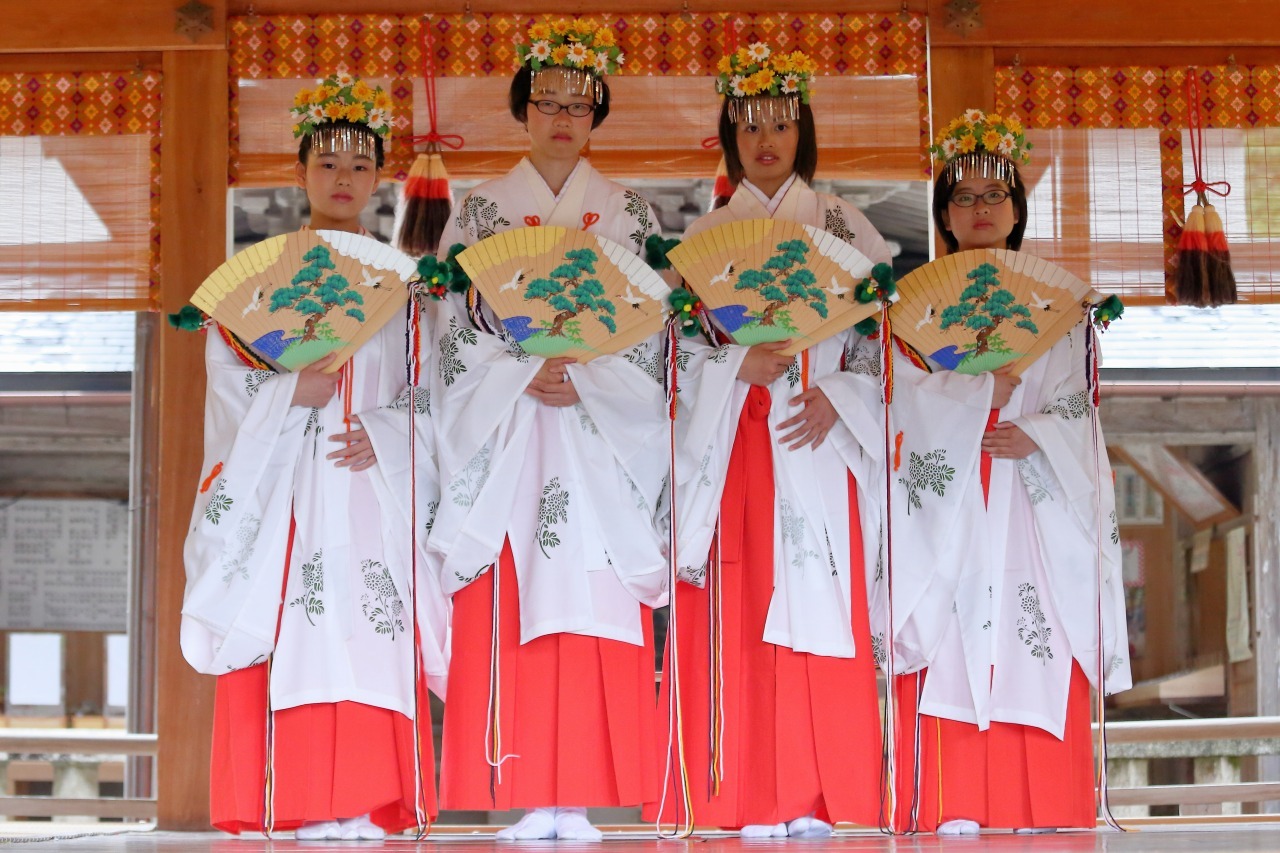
[7,632,64,707]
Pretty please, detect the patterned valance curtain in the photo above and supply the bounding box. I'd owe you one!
[0,71,161,310]
[998,65,1280,305]
[229,12,928,187]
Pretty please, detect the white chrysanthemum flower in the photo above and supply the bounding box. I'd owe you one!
[730,75,746,97]
[334,70,355,88]
[747,42,771,62]
[964,108,985,124]
[531,40,553,61]
[308,104,326,122]
[941,137,960,157]
[367,108,387,130]
[781,74,800,93]
[1000,132,1017,153]
[594,51,611,73]
[615,51,625,66]
[566,43,590,66]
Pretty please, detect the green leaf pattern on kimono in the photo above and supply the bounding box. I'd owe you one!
[219,513,261,585]
[898,449,956,513]
[624,190,655,251]
[845,340,880,377]
[439,317,479,387]
[244,369,274,399]
[449,446,492,508]
[575,404,600,435]
[390,386,430,415]
[780,498,819,570]
[289,549,325,626]
[1016,458,1053,505]
[457,195,510,241]
[1044,389,1090,420]
[824,206,857,245]
[785,358,802,389]
[536,476,570,558]
[1016,582,1053,664]
[622,342,662,384]
[709,345,731,364]
[204,479,233,525]
[360,559,405,639]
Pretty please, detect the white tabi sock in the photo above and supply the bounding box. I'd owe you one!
[740,823,788,838]
[787,815,833,838]
[553,806,603,841]
[295,819,343,840]
[496,807,558,841]
[1014,827,1058,835]
[339,814,387,840]
[936,818,981,836]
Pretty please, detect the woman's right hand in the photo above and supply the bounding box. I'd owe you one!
[990,365,1021,410]
[291,354,340,408]
[737,341,793,387]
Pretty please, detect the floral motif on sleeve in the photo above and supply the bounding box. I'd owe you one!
[824,205,857,245]
[449,446,492,507]
[439,317,479,387]
[898,449,956,513]
[457,194,510,241]
[871,631,886,668]
[575,404,600,435]
[536,476,570,558]
[390,386,431,415]
[244,369,274,399]
[709,345,732,364]
[1016,582,1053,663]
[622,342,662,384]
[289,549,325,626]
[845,340,881,376]
[1016,458,1054,505]
[204,479,233,525]
[219,514,261,584]
[785,358,802,388]
[623,190,657,250]
[1109,509,1120,544]
[360,559,405,639]
[1043,389,1090,420]
[780,498,819,570]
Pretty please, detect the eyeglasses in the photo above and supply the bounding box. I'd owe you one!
[532,100,596,118]
[949,189,1012,208]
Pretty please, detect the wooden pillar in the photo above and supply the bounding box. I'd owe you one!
[155,48,227,830]
[926,46,995,257]
[1255,399,1280,806]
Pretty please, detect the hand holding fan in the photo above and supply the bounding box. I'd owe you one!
[191,229,415,372]
[665,219,884,356]
[456,226,671,362]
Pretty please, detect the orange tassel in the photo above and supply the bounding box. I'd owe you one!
[396,148,453,258]
[1201,203,1238,306]
[1173,202,1210,306]
[200,461,224,494]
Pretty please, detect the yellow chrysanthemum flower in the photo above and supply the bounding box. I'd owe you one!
[958,135,978,153]
[735,47,753,66]
[351,81,373,102]
[552,19,571,35]
[717,55,734,75]
[529,22,551,41]
[740,75,763,96]
[981,129,1002,151]
[294,88,312,107]
[986,113,1005,128]
[312,85,337,104]
[324,102,346,119]
[753,69,776,91]
[770,53,792,74]
[571,18,595,34]
[345,103,367,122]
[373,91,393,111]
[551,44,570,64]
[594,27,616,47]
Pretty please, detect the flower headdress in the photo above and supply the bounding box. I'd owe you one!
[931,108,1032,187]
[715,42,817,124]
[291,72,393,160]
[515,18,625,104]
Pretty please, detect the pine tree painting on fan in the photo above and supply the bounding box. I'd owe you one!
[190,229,416,372]
[666,219,885,356]
[456,225,671,361]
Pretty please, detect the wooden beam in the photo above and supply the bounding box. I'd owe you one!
[1100,397,1255,442]
[993,46,1280,67]
[0,52,163,73]
[0,0,226,53]
[1107,782,1280,807]
[228,0,928,14]
[0,797,156,820]
[155,48,226,832]
[930,0,1280,47]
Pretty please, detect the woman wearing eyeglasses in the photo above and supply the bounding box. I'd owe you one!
[889,110,1130,835]
[426,20,670,842]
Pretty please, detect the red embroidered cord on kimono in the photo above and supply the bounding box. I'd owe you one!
[440,540,659,809]
[649,386,882,828]
[890,441,1095,832]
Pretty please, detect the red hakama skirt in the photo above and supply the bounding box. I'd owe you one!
[440,539,659,810]
[648,386,883,829]
[210,664,436,834]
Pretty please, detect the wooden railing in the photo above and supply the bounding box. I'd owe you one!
[0,729,157,821]
[1100,716,1280,813]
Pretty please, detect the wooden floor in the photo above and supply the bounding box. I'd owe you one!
[5,824,1280,851]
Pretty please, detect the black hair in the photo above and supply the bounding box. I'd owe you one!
[297,119,386,170]
[716,100,818,187]
[931,162,1029,254]
[509,65,611,130]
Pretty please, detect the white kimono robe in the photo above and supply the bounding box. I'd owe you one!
[427,157,669,646]
[918,325,1133,738]
[181,313,449,714]
[675,179,990,659]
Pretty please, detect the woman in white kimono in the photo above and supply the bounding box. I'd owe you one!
[891,110,1131,834]
[648,44,995,838]
[426,20,668,842]
[181,75,448,841]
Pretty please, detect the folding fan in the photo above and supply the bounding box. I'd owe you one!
[456,226,671,362]
[666,219,882,356]
[191,229,415,372]
[891,249,1099,376]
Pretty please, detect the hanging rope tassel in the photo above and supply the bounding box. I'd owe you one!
[656,318,696,839]
[1173,70,1236,307]
[397,19,465,258]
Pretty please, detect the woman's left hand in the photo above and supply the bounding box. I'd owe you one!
[777,387,838,450]
[525,357,581,407]
[328,414,378,471]
[981,421,1039,459]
